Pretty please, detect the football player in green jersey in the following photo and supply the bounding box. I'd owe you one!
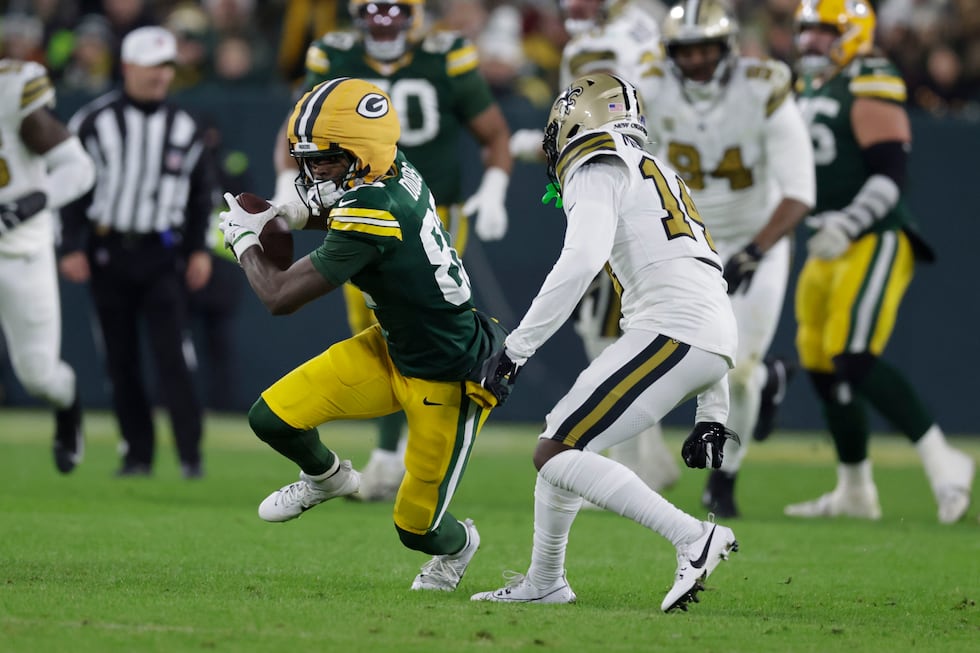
[784,0,974,524]
[220,78,507,591]
[272,0,513,501]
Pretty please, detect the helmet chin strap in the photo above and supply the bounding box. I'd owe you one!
[797,54,833,78]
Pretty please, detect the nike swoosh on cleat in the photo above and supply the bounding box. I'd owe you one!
[689,525,716,569]
[422,397,443,406]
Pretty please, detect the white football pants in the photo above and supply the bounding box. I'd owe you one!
[0,247,76,408]
[716,235,791,473]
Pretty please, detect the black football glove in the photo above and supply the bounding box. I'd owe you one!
[0,191,46,234]
[479,348,523,406]
[722,243,762,295]
[682,422,741,469]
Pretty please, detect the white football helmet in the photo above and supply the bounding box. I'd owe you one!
[661,0,739,104]
[544,72,647,187]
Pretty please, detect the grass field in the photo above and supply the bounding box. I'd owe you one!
[0,409,978,653]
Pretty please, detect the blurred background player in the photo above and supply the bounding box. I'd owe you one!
[272,0,513,501]
[511,0,681,496]
[785,0,974,524]
[0,59,95,474]
[641,0,814,517]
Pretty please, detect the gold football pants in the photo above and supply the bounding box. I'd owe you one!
[260,325,491,535]
[796,229,914,373]
[344,205,467,333]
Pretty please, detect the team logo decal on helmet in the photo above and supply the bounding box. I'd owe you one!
[356,93,390,118]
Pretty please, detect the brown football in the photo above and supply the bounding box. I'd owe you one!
[234,192,293,270]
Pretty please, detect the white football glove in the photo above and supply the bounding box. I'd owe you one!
[463,167,509,241]
[806,211,858,260]
[218,192,275,261]
[509,128,545,162]
[271,169,300,207]
[274,200,311,230]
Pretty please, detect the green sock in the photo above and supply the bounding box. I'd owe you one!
[822,397,870,464]
[854,358,933,442]
[377,412,406,452]
[248,398,336,475]
[396,510,467,555]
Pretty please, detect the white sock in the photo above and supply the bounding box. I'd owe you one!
[915,424,947,460]
[368,448,402,466]
[838,459,874,489]
[538,450,702,548]
[527,475,581,589]
[306,456,341,483]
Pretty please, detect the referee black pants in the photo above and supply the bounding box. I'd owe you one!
[89,234,202,468]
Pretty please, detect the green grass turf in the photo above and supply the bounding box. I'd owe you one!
[1,409,978,652]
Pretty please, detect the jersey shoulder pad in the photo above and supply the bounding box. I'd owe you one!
[556,130,626,187]
[849,56,907,103]
[306,31,359,76]
[422,31,479,77]
[0,60,54,122]
[738,57,792,116]
[328,185,403,241]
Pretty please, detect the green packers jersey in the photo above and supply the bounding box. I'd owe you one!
[310,151,491,381]
[797,55,915,233]
[304,31,495,205]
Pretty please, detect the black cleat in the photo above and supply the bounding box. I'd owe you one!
[115,461,152,477]
[53,395,83,474]
[753,357,796,442]
[702,469,739,519]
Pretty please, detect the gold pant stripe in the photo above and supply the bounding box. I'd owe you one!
[846,230,897,352]
[559,335,687,448]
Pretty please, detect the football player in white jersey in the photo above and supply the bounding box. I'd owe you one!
[473,73,739,611]
[639,0,815,517]
[0,60,96,473]
[512,0,681,495]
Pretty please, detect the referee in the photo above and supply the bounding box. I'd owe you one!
[59,26,214,479]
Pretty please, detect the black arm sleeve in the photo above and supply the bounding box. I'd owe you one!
[860,140,909,189]
[58,189,93,254]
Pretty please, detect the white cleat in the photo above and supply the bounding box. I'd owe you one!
[349,449,405,502]
[411,518,480,591]
[661,521,738,613]
[783,484,882,520]
[257,460,360,522]
[929,448,975,524]
[471,571,576,603]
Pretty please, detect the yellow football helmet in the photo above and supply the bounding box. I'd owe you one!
[543,72,647,186]
[795,0,876,73]
[661,0,739,102]
[287,77,400,211]
[349,0,425,61]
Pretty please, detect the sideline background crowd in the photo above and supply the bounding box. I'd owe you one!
[1,0,978,117]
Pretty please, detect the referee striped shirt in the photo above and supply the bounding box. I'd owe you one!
[60,91,212,254]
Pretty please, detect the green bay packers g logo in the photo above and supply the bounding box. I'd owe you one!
[357,93,389,119]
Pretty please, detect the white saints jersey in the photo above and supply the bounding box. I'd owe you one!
[559,3,661,89]
[640,57,796,243]
[0,59,56,256]
[507,130,737,365]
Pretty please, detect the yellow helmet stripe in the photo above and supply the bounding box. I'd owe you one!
[290,77,349,146]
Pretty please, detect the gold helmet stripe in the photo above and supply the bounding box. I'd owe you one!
[290,77,350,148]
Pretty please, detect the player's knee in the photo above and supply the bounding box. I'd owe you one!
[14,353,57,400]
[533,439,572,471]
[248,398,295,443]
[832,352,877,387]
